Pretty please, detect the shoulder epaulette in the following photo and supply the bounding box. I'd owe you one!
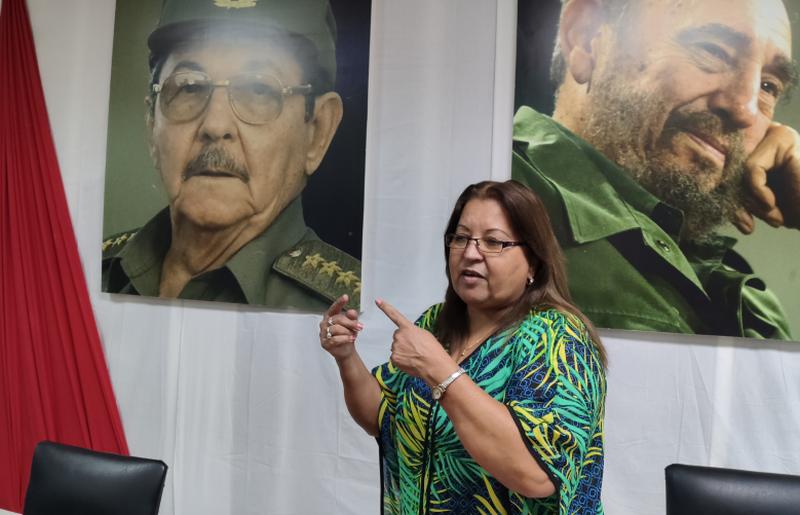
[273,240,361,310]
[101,229,138,259]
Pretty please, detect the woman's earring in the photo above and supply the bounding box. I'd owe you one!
[526,277,534,287]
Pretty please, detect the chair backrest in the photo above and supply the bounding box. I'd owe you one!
[665,463,800,515]
[23,441,167,515]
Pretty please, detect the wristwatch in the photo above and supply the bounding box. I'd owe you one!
[431,367,467,401]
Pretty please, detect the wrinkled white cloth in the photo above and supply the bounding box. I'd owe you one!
[19,0,800,514]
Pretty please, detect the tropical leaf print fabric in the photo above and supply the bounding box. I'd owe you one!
[372,305,606,514]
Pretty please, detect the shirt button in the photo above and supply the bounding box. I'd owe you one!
[656,240,671,252]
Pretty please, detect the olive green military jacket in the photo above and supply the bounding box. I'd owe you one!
[512,106,791,339]
[102,198,360,312]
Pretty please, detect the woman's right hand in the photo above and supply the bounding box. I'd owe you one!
[320,295,380,436]
[319,294,363,362]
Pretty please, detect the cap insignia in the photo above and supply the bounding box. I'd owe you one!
[213,0,258,9]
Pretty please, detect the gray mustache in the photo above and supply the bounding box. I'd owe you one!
[183,147,249,183]
[664,111,744,155]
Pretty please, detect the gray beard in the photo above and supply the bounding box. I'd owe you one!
[581,77,746,244]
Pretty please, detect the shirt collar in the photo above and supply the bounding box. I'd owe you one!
[225,197,310,304]
[117,197,310,302]
[513,107,685,243]
[117,208,171,297]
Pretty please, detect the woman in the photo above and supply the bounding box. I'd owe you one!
[320,180,607,514]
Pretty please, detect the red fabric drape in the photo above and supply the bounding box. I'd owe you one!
[0,0,129,511]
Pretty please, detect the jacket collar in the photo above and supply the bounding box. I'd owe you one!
[116,197,310,303]
[512,106,685,244]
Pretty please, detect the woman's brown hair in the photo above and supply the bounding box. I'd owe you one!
[436,180,607,367]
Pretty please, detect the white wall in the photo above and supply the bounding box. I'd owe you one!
[16,0,800,514]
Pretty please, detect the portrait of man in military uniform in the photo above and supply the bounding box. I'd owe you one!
[513,0,800,340]
[101,0,369,312]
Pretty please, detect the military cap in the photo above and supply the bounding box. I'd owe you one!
[148,0,337,89]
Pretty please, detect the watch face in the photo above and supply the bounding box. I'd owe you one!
[431,387,442,400]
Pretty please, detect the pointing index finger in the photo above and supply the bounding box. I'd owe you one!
[326,294,349,317]
[375,299,413,328]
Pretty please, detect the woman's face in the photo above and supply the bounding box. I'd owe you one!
[448,198,532,315]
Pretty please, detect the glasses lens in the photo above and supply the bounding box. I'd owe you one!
[159,72,212,122]
[229,74,283,124]
[481,238,504,254]
[446,234,468,249]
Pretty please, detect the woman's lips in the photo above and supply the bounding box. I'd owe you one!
[459,269,485,284]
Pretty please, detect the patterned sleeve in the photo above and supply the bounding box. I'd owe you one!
[371,304,442,435]
[504,310,606,514]
[371,304,442,507]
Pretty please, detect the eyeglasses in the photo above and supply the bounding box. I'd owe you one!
[445,233,526,255]
[152,71,313,125]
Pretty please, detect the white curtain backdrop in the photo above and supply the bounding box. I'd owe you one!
[14,0,800,514]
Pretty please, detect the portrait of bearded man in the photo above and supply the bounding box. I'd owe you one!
[512,0,800,339]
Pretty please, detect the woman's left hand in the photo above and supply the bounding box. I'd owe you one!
[376,299,457,386]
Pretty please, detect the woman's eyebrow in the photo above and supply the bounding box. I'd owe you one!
[483,227,514,238]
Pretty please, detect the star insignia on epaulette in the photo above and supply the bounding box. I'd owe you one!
[335,270,358,287]
[102,231,137,253]
[302,253,325,269]
[319,261,342,277]
[273,240,362,310]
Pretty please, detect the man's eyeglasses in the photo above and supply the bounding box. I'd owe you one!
[152,71,313,125]
[445,233,526,255]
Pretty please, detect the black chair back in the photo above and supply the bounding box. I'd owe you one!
[23,440,167,515]
[665,463,800,515]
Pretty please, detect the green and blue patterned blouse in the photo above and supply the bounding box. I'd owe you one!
[372,305,606,514]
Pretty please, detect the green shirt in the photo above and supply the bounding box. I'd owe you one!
[102,198,360,312]
[512,107,791,339]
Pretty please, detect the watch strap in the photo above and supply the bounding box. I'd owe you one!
[434,367,467,399]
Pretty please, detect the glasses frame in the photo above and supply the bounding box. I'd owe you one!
[152,71,314,125]
[445,233,526,255]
